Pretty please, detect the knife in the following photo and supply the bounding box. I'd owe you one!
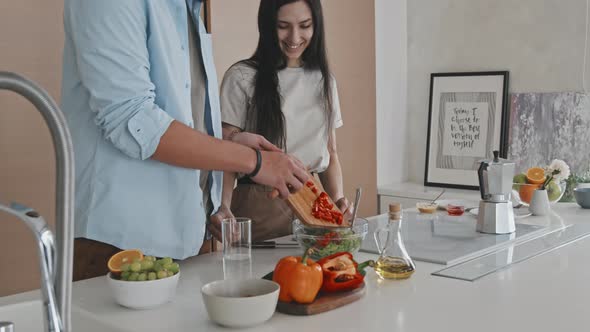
[251,241,300,249]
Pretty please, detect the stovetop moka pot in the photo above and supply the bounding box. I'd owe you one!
[476,150,516,234]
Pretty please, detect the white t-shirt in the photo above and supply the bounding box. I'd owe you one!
[220,63,343,173]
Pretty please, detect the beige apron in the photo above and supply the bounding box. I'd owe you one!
[230,183,295,242]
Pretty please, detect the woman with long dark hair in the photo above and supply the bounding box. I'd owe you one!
[209,0,352,241]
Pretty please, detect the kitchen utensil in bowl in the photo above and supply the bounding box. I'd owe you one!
[416,202,438,214]
[349,188,362,229]
[201,279,279,328]
[574,187,590,208]
[107,272,179,309]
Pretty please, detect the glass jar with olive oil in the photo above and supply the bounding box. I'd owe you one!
[373,203,415,280]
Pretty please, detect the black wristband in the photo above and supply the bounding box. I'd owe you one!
[247,148,262,178]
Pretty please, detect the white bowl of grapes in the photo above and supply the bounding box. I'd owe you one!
[106,253,180,310]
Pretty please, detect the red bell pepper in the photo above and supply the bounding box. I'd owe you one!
[317,252,374,293]
[306,181,343,224]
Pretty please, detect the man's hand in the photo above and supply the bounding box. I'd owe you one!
[208,206,234,242]
[231,132,282,152]
[252,152,308,199]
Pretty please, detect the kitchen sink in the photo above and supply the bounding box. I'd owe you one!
[0,300,123,332]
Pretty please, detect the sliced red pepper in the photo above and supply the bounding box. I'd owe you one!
[317,252,374,293]
[310,191,344,224]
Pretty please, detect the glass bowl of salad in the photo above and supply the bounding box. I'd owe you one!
[292,218,368,260]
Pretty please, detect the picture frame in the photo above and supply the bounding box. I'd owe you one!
[424,71,510,190]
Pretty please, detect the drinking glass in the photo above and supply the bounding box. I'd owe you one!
[222,217,252,280]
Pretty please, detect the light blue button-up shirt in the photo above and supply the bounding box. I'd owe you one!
[61,0,222,259]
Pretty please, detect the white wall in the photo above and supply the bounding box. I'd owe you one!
[406,0,588,183]
[375,0,408,187]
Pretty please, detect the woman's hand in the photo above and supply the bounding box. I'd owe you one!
[335,197,354,221]
[231,132,282,152]
[208,206,235,242]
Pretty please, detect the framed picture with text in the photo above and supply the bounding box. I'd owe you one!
[424,71,510,190]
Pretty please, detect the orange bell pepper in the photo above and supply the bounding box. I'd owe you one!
[272,249,323,304]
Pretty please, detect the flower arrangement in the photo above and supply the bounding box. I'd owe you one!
[541,159,571,190]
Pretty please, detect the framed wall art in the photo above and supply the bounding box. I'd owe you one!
[424,71,510,190]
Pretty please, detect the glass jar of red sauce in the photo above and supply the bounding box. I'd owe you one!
[447,204,465,216]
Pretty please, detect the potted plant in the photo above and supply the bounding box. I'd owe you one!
[562,166,590,202]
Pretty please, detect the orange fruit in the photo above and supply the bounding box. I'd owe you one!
[518,183,541,204]
[107,249,143,273]
[526,167,546,184]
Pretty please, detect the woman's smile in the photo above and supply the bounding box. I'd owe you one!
[283,41,305,51]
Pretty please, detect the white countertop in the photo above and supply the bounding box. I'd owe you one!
[3,203,590,331]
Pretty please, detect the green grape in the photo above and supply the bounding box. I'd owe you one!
[130,262,141,272]
[145,256,156,262]
[121,271,131,279]
[148,272,157,281]
[133,258,142,264]
[157,270,168,279]
[120,263,131,272]
[168,263,180,274]
[140,260,154,271]
[154,262,164,272]
[137,273,147,281]
[161,257,173,265]
[128,272,139,281]
[162,263,172,271]
[167,270,174,277]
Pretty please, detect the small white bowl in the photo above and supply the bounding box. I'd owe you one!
[201,278,279,328]
[106,272,179,309]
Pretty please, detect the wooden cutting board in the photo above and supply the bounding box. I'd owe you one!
[286,175,350,228]
[275,283,366,316]
[262,271,365,315]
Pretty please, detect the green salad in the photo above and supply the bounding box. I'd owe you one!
[297,228,363,260]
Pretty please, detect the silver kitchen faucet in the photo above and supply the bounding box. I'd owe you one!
[0,72,74,332]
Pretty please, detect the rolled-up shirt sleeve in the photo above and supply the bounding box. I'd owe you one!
[65,0,173,160]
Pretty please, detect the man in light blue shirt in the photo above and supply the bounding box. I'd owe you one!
[61,0,307,279]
